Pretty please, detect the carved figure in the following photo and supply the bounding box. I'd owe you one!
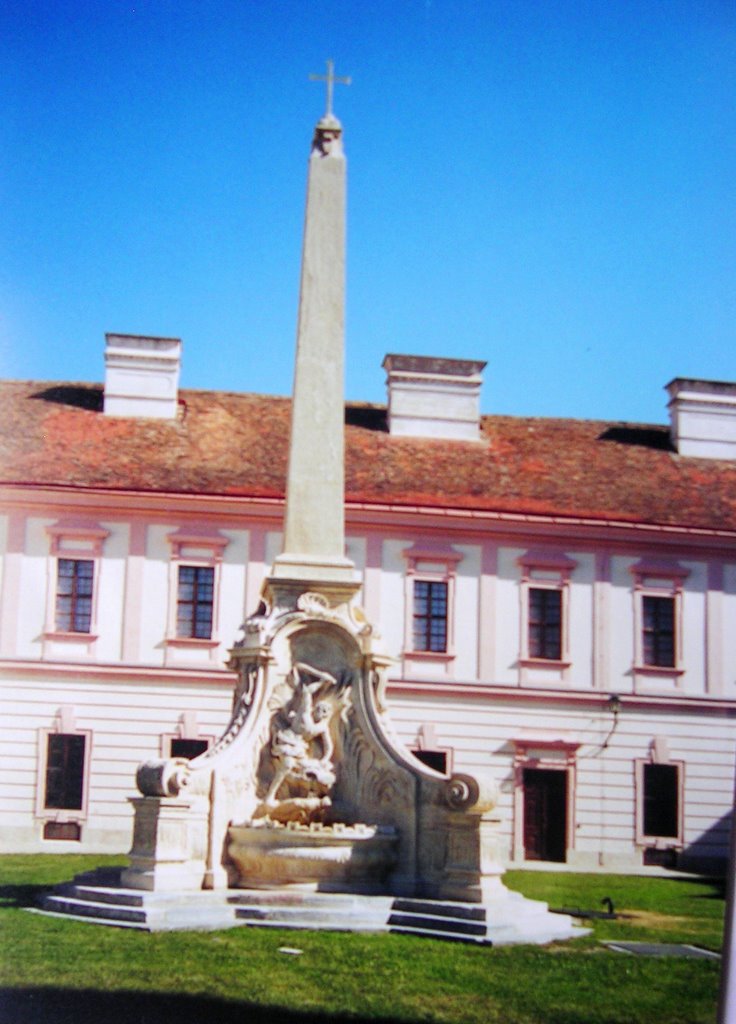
[262,662,342,816]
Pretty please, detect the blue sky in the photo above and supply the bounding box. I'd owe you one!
[2,0,734,423]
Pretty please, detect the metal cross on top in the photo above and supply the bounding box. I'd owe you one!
[309,59,351,118]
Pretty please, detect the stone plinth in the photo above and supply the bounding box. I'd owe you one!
[122,796,208,893]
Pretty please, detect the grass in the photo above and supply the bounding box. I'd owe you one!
[0,855,726,1024]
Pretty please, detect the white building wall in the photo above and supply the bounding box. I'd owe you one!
[381,540,408,659]
[495,546,524,684]
[16,517,52,658]
[567,552,595,689]
[387,691,735,871]
[1,674,234,853]
[0,513,7,598]
[681,561,707,697]
[454,543,480,680]
[96,521,128,663]
[218,529,249,657]
[1,501,734,868]
[138,526,170,665]
[723,566,736,695]
[609,556,637,693]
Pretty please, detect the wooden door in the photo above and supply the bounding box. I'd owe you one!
[523,768,567,863]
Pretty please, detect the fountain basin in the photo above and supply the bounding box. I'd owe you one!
[228,822,398,889]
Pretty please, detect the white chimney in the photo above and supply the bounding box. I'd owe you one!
[666,378,736,460]
[382,354,486,441]
[104,334,182,419]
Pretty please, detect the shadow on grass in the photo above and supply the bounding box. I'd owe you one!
[0,988,409,1024]
[670,875,727,901]
[0,884,48,909]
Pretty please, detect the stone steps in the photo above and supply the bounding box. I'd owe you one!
[33,874,587,945]
[29,907,149,930]
[388,898,491,943]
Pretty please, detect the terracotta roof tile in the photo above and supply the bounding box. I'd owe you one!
[2,380,736,533]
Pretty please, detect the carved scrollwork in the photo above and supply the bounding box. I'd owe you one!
[296,592,330,616]
[445,772,498,814]
[136,758,191,797]
[201,688,253,762]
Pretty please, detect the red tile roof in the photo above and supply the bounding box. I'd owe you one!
[2,380,736,533]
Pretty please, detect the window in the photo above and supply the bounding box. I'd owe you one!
[36,710,92,834]
[55,559,94,633]
[169,737,210,760]
[44,519,108,652]
[162,711,213,759]
[43,821,81,841]
[44,733,86,810]
[518,550,576,672]
[401,543,463,674]
[635,744,684,855]
[642,763,679,838]
[528,587,562,661]
[165,527,228,663]
[176,565,215,639]
[410,723,453,774]
[630,559,688,678]
[642,595,675,668]
[413,580,448,653]
[411,749,448,773]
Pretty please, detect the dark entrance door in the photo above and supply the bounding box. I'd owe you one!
[523,768,567,862]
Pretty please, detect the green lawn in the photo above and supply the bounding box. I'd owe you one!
[0,855,726,1024]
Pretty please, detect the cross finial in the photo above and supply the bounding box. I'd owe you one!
[309,59,351,118]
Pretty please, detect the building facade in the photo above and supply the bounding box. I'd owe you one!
[1,343,735,871]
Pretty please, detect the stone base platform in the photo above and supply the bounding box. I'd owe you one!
[34,867,588,945]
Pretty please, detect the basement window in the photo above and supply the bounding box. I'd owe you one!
[169,737,210,760]
[43,821,81,842]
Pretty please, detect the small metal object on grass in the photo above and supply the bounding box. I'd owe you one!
[604,942,720,959]
[278,947,304,956]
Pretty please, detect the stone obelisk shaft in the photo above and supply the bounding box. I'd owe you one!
[271,115,357,593]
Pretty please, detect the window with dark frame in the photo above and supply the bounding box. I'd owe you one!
[642,595,675,667]
[412,580,448,653]
[176,566,215,639]
[411,749,448,774]
[44,733,86,811]
[55,558,94,633]
[642,762,679,839]
[528,587,562,660]
[169,737,210,760]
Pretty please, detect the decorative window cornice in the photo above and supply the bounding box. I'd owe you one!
[166,526,229,562]
[402,542,463,573]
[629,558,690,587]
[518,548,577,581]
[46,518,109,558]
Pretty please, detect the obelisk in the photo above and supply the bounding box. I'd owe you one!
[270,62,359,603]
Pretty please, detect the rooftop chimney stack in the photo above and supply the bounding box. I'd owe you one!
[666,378,736,460]
[104,334,182,419]
[382,354,487,441]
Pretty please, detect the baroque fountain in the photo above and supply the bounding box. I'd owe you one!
[42,73,583,944]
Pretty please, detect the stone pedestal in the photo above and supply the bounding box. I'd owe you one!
[121,796,208,892]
